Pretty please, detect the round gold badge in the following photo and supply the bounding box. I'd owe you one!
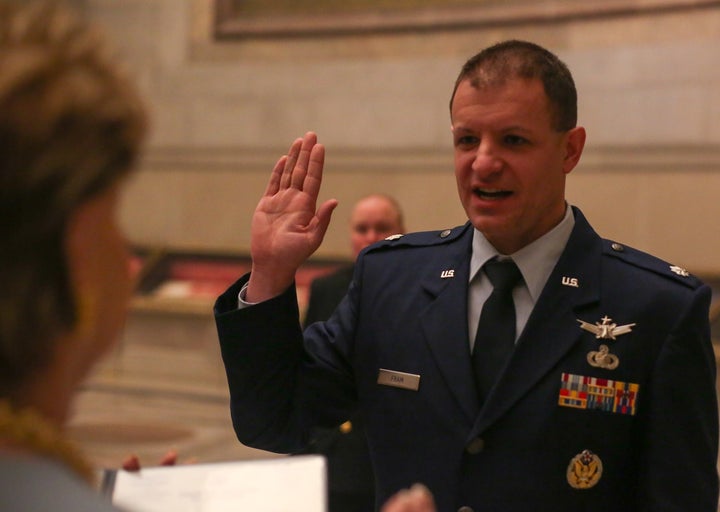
[566,449,603,489]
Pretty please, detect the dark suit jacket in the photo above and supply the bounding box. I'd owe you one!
[304,264,355,326]
[215,207,719,512]
[300,264,375,506]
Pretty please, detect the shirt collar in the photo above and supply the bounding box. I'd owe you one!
[469,204,575,301]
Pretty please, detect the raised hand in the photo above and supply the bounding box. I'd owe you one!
[246,132,337,303]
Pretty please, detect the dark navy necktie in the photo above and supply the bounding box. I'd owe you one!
[472,258,523,402]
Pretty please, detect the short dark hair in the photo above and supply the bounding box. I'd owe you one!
[449,40,578,131]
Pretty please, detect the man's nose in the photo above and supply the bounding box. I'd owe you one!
[471,140,503,177]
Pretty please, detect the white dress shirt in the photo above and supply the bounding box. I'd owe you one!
[467,204,575,351]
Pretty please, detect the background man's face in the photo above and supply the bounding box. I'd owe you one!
[350,196,404,258]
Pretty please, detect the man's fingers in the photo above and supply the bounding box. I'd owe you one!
[290,131,317,190]
[381,483,435,512]
[264,155,287,197]
[272,132,321,196]
[280,138,302,189]
[302,143,325,198]
[408,483,435,511]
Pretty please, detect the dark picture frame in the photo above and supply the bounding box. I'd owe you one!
[214,0,720,40]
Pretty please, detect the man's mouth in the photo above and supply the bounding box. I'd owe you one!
[474,188,512,200]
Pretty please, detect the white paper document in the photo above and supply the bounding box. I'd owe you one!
[107,455,326,512]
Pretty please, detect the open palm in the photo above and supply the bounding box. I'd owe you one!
[247,132,337,302]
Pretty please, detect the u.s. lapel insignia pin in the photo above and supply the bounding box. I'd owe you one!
[577,316,635,341]
[562,276,579,288]
[567,449,603,489]
[440,269,454,278]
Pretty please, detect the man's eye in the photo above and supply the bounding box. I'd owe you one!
[504,135,528,146]
[455,136,478,147]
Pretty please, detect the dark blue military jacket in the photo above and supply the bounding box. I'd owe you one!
[215,207,718,512]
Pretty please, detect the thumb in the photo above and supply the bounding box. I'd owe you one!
[314,198,338,239]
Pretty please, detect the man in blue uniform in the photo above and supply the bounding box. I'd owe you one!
[215,40,718,511]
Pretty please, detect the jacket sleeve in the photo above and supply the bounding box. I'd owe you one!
[214,274,306,452]
[214,273,357,453]
[638,283,719,510]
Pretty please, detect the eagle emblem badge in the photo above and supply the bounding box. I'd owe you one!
[567,449,603,489]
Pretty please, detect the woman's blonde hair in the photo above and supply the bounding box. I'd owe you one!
[0,0,147,391]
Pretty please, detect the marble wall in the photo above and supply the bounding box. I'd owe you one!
[88,0,720,274]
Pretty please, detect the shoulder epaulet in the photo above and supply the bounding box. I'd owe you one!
[364,223,470,254]
[603,239,702,289]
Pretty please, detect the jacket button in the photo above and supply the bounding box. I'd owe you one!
[466,437,485,454]
[458,507,474,512]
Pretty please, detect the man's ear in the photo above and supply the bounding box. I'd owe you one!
[562,126,586,175]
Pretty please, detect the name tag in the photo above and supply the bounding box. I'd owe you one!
[377,368,421,391]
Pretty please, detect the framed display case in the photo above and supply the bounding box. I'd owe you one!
[130,246,346,316]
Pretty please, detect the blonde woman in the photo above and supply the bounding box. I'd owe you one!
[0,1,146,509]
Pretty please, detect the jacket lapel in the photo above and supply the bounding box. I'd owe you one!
[419,224,478,422]
[473,208,603,433]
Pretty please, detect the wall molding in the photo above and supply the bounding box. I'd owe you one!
[141,144,720,174]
